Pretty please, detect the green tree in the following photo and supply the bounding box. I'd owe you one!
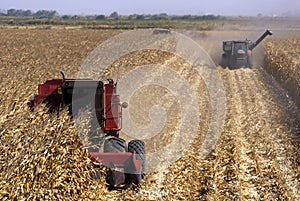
[96,15,105,20]
[109,11,119,20]
[136,15,145,20]
[33,10,58,18]
[23,10,32,16]
[7,9,18,16]
[62,15,71,20]
[7,9,33,17]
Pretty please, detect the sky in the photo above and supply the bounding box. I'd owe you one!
[1,0,300,16]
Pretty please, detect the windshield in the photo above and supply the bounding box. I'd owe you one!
[234,42,247,52]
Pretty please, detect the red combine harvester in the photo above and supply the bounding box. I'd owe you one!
[220,30,273,69]
[28,72,145,187]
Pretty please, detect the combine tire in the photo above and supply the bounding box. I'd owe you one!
[128,140,145,168]
[127,140,145,185]
[246,56,253,68]
[220,55,226,68]
[103,137,126,187]
[104,137,125,152]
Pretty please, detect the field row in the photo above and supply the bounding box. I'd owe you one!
[1,28,300,200]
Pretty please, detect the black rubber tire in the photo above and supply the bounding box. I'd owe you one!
[90,163,102,180]
[127,140,146,185]
[220,54,228,68]
[246,56,253,68]
[103,137,126,187]
[128,140,145,174]
[103,137,125,153]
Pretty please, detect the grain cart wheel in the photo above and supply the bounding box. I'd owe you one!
[127,140,145,185]
[104,137,125,152]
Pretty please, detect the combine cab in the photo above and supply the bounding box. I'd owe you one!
[28,72,145,187]
[220,30,272,69]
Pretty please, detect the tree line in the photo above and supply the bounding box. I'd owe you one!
[0,9,224,20]
[0,9,58,18]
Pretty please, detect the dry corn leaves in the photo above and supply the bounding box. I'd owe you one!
[0,29,117,200]
[265,39,300,106]
[0,28,212,200]
[214,68,300,200]
[0,108,109,200]
[1,28,300,200]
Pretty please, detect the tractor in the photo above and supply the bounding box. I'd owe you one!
[28,72,145,187]
[220,30,273,69]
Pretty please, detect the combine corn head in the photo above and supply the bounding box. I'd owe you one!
[28,72,145,187]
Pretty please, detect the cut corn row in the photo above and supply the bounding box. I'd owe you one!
[0,29,117,200]
[0,29,300,200]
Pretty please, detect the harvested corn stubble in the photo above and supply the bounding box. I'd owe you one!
[1,28,300,200]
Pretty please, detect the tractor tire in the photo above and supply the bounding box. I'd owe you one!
[104,137,126,153]
[103,137,126,187]
[128,140,146,175]
[246,56,253,68]
[127,140,146,185]
[220,54,228,68]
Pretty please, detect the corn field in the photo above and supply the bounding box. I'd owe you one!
[0,28,300,200]
[265,39,300,106]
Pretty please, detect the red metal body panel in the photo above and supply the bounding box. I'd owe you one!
[247,50,252,57]
[88,152,141,172]
[103,79,122,134]
[30,78,122,136]
[33,79,63,108]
